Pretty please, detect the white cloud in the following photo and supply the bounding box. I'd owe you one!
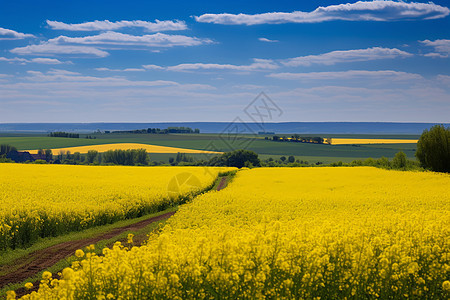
[0,71,217,106]
[268,70,423,81]
[283,47,412,66]
[233,84,266,90]
[0,57,28,63]
[166,59,279,71]
[0,57,67,64]
[46,19,187,32]
[11,43,109,57]
[195,1,449,25]
[46,69,81,75]
[258,37,278,43]
[95,67,146,72]
[0,27,34,40]
[437,74,450,85]
[423,52,448,58]
[47,32,212,48]
[421,39,450,58]
[142,64,165,70]
[23,70,179,87]
[30,58,66,64]
[10,32,211,57]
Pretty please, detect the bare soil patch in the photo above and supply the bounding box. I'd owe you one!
[0,211,175,291]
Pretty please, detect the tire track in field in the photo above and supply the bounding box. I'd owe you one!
[0,211,175,290]
[3,174,232,296]
[216,176,228,191]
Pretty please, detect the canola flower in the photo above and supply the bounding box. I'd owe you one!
[330,138,418,145]
[25,143,222,154]
[16,167,450,299]
[0,164,231,250]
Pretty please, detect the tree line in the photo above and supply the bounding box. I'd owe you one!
[48,132,80,138]
[271,135,325,144]
[107,127,200,134]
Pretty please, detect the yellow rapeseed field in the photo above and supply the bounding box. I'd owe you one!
[18,167,450,299]
[25,143,222,154]
[330,138,418,145]
[0,164,231,250]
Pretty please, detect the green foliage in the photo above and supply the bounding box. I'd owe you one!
[86,150,98,164]
[347,152,421,171]
[392,151,407,170]
[0,144,17,156]
[0,157,13,163]
[416,124,450,173]
[73,152,81,162]
[102,149,149,166]
[49,131,79,138]
[210,149,261,168]
[111,127,200,134]
[33,159,48,164]
[377,156,390,168]
[175,152,193,163]
[331,161,344,167]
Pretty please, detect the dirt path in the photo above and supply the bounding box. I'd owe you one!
[2,173,233,296]
[216,176,228,191]
[0,211,175,291]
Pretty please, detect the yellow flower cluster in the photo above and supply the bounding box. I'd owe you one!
[0,163,230,250]
[26,143,222,154]
[330,138,418,145]
[18,167,450,299]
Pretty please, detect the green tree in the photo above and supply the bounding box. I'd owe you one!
[376,156,390,168]
[57,150,65,161]
[392,151,407,170]
[288,155,295,163]
[363,157,375,166]
[280,156,286,162]
[0,144,17,156]
[44,149,53,161]
[210,149,260,168]
[416,125,450,173]
[73,152,81,162]
[133,149,149,165]
[33,159,47,164]
[86,150,98,164]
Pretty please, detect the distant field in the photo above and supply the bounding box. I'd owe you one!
[26,143,222,154]
[0,136,118,150]
[331,138,418,145]
[0,132,419,163]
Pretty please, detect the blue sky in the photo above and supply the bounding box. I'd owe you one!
[0,0,449,123]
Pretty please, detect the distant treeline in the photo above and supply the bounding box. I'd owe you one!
[260,152,420,171]
[53,149,150,166]
[271,135,326,144]
[1,144,17,156]
[102,149,149,165]
[49,131,79,138]
[0,144,430,172]
[106,127,200,134]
